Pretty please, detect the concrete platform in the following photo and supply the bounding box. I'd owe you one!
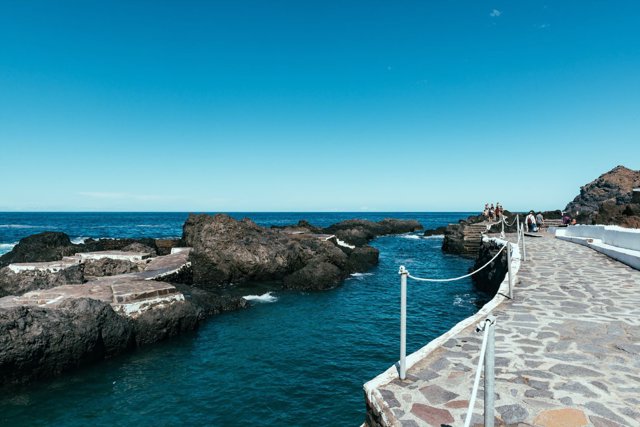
[0,248,192,318]
[365,234,640,426]
[76,251,152,262]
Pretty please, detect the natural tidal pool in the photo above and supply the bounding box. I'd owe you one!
[0,212,488,426]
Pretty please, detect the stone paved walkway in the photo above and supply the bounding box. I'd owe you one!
[370,234,640,426]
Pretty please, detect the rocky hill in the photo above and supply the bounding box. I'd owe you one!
[565,165,640,216]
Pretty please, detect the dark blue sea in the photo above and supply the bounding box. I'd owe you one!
[0,212,485,426]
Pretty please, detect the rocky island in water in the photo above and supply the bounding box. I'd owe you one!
[0,214,422,385]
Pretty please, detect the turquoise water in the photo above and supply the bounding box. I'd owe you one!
[0,213,485,426]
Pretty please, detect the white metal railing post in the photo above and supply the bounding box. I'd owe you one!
[516,215,520,244]
[484,317,496,427]
[463,316,495,427]
[399,265,408,380]
[507,242,513,299]
[500,216,505,239]
[521,225,527,262]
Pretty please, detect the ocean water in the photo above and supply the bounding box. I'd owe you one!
[0,212,486,426]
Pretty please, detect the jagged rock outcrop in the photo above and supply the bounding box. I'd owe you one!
[471,240,508,294]
[565,165,640,223]
[0,264,84,297]
[0,297,206,385]
[83,258,143,277]
[0,298,133,384]
[0,233,179,269]
[0,232,78,268]
[182,214,379,290]
[323,219,423,247]
[172,283,248,317]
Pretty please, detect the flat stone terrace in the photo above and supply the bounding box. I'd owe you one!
[368,234,640,427]
[0,250,191,316]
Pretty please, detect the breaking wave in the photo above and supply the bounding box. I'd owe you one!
[71,237,89,244]
[350,272,374,278]
[0,243,17,254]
[398,234,421,240]
[0,224,40,229]
[242,292,278,303]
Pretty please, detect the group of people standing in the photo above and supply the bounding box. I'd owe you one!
[483,203,503,222]
[525,211,545,232]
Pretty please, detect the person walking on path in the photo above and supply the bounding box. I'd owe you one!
[526,211,538,232]
[536,212,544,229]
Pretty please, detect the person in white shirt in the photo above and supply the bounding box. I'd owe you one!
[526,211,538,232]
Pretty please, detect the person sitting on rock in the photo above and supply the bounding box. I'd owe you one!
[526,211,538,232]
[489,204,495,221]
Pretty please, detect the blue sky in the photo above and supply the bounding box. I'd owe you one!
[1,1,639,212]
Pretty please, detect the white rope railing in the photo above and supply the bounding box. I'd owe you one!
[397,226,521,427]
[406,243,506,282]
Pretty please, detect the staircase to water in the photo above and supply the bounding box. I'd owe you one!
[461,223,490,255]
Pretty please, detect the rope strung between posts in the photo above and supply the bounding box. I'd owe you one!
[407,243,507,282]
[463,318,495,427]
[501,215,518,227]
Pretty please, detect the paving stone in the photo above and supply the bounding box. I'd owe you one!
[496,404,529,424]
[533,408,588,427]
[419,384,459,405]
[410,403,454,426]
[444,399,469,409]
[588,415,625,427]
[585,401,628,425]
[549,363,603,377]
[366,234,640,427]
[555,381,598,398]
[379,389,401,408]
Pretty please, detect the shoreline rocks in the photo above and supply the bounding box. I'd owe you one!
[0,214,425,386]
[470,239,508,294]
[0,298,204,385]
[0,232,181,269]
[183,214,382,291]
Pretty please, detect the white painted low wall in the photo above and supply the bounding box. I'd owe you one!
[555,225,640,252]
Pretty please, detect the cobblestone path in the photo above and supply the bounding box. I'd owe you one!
[371,235,640,427]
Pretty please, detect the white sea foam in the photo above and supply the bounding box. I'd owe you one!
[0,224,39,229]
[423,234,444,239]
[0,243,17,255]
[71,236,89,244]
[336,238,355,249]
[135,224,164,228]
[242,292,278,303]
[350,272,374,278]
[453,296,464,307]
[398,234,421,240]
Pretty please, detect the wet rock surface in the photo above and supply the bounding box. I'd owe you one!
[0,297,202,385]
[471,239,508,294]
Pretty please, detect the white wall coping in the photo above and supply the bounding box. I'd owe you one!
[554,224,640,252]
